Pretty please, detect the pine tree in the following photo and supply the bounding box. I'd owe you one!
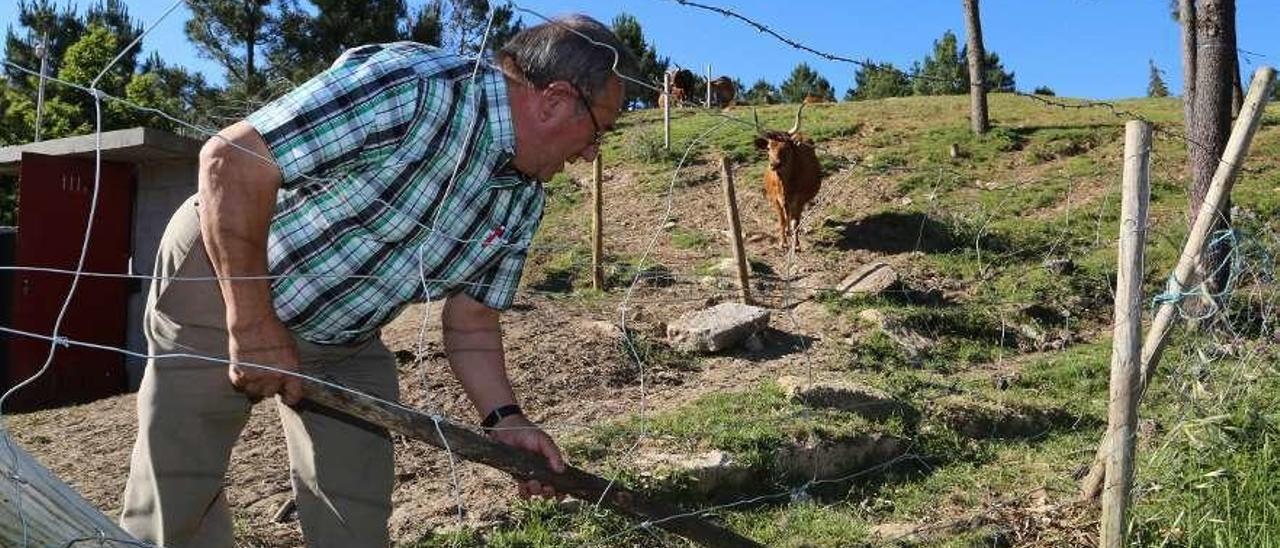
[3,0,85,93]
[779,62,835,103]
[184,0,281,102]
[912,30,1014,96]
[611,13,668,109]
[849,60,911,101]
[444,0,522,56]
[408,1,444,47]
[912,30,966,95]
[744,79,779,105]
[270,0,411,83]
[1147,59,1170,97]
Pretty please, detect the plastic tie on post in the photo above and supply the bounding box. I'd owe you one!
[52,335,71,348]
[1151,275,1187,307]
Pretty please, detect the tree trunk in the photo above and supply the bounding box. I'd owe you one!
[1180,0,1196,132]
[244,0,259,96]
[1225,1,1243,117]
[1186,0,1235,301]
[962,0,989,134]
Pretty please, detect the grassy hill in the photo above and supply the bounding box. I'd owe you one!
[6,93,1279,547]
[426,93,1280,546]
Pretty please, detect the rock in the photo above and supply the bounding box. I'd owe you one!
[1043,257,1075,275]
[714,257,753,276]
[993,372,1019,391]
[667,303,770,353]
[837,262,900,296]
[857,309,932,362]
[635,450,754,496]
[637,264,676,287]
[776,376,910,420]
[935,397,1074,440]
[583,320,623,339]
[662,220,677,230]
[772,433,905,479]
[871,522,921,542]
[858,308,888,326]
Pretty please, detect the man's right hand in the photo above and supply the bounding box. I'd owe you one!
[227,317,303,405]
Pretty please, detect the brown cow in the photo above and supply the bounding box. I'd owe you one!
[665,86,686,109]
[802,94,830,104]
[754,103,822,251]
[709,76,736,108]
[663,68,695,108]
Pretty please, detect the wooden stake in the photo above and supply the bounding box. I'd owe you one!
[300,382,762,548]
[720,156,752,305]
[663,71,671,150]
[1099,120,1150,548]
[1081,65,1276,500]
[705,64,712,108]
[0,432,141,546]
[591,154,604,291]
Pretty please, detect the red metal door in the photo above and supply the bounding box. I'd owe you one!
[7,153,133,409]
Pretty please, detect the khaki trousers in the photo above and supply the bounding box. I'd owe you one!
[120,196,398,547]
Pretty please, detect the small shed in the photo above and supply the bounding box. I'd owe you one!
[0,127,202,408]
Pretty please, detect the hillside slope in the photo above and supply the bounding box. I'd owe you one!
[7,94,1280,547]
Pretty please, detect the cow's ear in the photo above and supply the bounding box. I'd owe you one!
[753,137,768,150]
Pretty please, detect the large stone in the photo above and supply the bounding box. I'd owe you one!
[772,433,905,479]
[667,303,771,353]
[837,262,900,296]
[714,257,753,276]
[635,450,754,496]
[857,309,934,363]
[776,376,912,420]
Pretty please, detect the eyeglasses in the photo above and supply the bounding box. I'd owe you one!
[569,83,605,147]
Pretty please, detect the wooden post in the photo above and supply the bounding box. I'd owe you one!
[663,71,671,149]
[720,156,752,305]
[591,154,604,291]
[300,381,762,548]
[705,64,712,108]
[1,432,141,545]
[1081,65,1276,500]
[1099,121,1150,548]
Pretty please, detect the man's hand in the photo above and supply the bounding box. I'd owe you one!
[488,414,566,499]
[227,317,303,405]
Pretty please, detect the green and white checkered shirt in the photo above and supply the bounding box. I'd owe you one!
[246,43,544,345]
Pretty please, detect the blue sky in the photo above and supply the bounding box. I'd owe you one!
[3,0,1277,99]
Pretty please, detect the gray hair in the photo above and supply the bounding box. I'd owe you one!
[498,14,637,102]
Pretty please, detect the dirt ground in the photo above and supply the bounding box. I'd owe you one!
[3,111,1110,545]
[3,151,895,546]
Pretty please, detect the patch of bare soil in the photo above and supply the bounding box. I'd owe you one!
[2,135,1073,546]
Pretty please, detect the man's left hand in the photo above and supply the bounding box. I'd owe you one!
[487,414,567,499]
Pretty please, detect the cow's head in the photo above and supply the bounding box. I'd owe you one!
[753,103,812,173]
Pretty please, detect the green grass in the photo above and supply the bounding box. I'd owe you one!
[495,95,1280,546]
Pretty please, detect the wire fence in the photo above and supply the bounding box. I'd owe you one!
[0,0,1277,547]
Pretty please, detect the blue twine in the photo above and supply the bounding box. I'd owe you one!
[1150,228,1272,321]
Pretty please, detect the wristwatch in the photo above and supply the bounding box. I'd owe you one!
[481,404,523,429]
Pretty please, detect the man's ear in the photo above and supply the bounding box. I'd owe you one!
[541,81,578,120]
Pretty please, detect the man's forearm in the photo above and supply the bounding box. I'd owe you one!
[197,121,283,331]
[442,294,519,420]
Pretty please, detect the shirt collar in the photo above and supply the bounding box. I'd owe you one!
[480,64,516,156]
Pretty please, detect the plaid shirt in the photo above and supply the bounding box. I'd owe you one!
[246,43,544,345]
